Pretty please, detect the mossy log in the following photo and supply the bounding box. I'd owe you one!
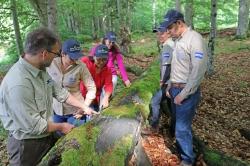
[39,61,160,166]
[39,61,250,166]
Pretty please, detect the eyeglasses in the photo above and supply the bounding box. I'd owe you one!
[47,50,61,57]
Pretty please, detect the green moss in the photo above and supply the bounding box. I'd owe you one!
[41,123,135,166]
[103,104,139,118]
[204,149,250,166]
[59,123,101,165]
[194,137,250,166]
[99,135,133,166]
[103,61,160,119]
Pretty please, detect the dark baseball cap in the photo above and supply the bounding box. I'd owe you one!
[62,39,83,60]
[104,31,117,42]
[161,9,184,29]
[153,23,167,33]
[94,44,109,58]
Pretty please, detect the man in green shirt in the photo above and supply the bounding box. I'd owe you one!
[0,28,95,165]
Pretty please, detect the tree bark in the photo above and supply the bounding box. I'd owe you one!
[236,0,250,38]
[184,0,194,29]
[207,0,217,76]
[28,0,48,27]
[175,0,181,12]
[152,0,156,27]
[10,0,23,56]
[47,0,57,33]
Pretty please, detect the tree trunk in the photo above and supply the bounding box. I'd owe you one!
[28,0,48,27]
[184,0,194,29]
[207,0,217,76]
[47,0,57,33]
[10,0,23,56]
[152,0,156,27]
[39,62,250,166]
[116,0,121,23]
[175,0,181,12]
[236,0,250,38]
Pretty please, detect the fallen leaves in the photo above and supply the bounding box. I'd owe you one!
[142,135,180,166]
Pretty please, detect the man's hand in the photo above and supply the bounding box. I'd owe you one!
[174,95,184,105]
[60,123,74,134]
[165,85,171,98]
[166,90,171,98]
[75,107,99,116]
[125,80,131,87]
[73,113,83,119]
[100,96,109,109]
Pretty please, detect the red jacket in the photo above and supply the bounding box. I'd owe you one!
[80,56,113,104]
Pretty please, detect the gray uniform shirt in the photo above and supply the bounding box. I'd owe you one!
[0,58,69,140]
[171,27,208,99]
[160,38,174,84]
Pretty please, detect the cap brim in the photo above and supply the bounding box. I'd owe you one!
[95,54,108,58]
[109,38,116,42]
[68,51,84,60]
[152,28,158,33]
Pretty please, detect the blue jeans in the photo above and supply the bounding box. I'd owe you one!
[169,87,201,164]
[53,113,87,127]
[148,86,171,128]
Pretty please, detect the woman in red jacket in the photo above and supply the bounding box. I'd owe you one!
[80,44,113,112]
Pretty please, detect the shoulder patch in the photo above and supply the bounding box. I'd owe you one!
[162,52,170,58]
[195,52,203,59]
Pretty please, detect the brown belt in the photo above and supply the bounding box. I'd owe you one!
[171,83,186,88]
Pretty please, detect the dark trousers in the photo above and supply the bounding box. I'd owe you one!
[7,133,58,166]
[148,85,171,128]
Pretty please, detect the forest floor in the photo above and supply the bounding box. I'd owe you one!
[0,30,249,166]
[123,31,250,165]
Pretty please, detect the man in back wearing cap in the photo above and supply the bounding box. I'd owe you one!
[142,24,174,135]
[80,44,113,112]
[162,9,208,166]
[47,39,97,127]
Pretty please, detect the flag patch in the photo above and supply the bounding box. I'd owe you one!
[163,52,170,58]
[195,52,203,59]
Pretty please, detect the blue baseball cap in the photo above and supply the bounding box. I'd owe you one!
[62,39,83,60]
[161,9,184,29]
[94,44,109,57]
[104,31,117,42]
[153,23,167,33]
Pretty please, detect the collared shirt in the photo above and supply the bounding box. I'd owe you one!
[47,58,96,115]
[171,27,208,99]
[0,57,69,140]
[80,57,113,104]
[160,38,174,83]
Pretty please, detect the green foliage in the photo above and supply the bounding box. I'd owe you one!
[0,122,7,140]
[131,33,158,57]
[214,37,250,54]
[0,42,19,73]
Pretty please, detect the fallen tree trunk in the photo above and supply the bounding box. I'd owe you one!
[39,61,250,166]
[39,61,160,166]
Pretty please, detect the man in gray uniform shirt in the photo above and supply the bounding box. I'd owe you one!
[142,23,174,135]
[162,9,208,166]
[0,28,96,166]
